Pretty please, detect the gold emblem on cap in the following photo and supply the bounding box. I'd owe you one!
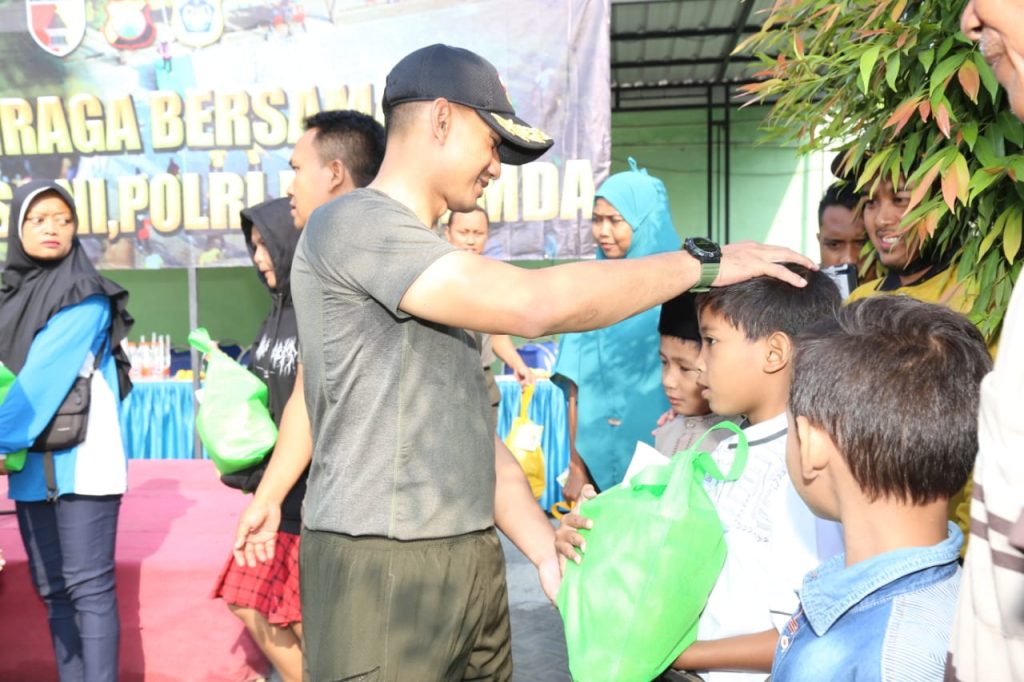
[492,114,552,144]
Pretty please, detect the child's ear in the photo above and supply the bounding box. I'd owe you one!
[795,415,833,480]
[763,331,792,374]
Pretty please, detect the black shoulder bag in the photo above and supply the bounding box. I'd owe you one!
[32,339,105,453]
[32,340,106,500]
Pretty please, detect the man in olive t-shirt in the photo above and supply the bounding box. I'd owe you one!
[293,188,495,539]
[283,44,817,681]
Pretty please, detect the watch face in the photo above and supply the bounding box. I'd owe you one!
[686,237,721,260]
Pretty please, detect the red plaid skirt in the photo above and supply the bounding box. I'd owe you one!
[212,530,302,627]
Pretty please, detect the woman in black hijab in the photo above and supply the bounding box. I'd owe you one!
[0,180,133,682]
[212,197,306,681]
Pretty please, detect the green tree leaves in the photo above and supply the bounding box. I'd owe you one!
[738,0,1024,338]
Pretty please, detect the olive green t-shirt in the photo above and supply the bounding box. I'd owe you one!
[291,188,495,540]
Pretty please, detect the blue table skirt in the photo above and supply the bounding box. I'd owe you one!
[122,377,571,511]
[496,377,569,512]
[120,381,197,460]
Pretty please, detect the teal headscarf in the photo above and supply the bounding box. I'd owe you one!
[552,159,681,492]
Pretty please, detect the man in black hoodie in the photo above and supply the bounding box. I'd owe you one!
[213,197,306,681]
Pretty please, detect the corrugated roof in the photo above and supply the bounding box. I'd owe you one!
[610,0,773,111]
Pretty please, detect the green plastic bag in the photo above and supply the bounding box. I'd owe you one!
[557,421,748,682]
[0,364,28,473]
[188,328,277,475]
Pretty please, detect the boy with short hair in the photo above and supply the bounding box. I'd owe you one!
[663,263,843,681]
[771,296,991,682]
[654,292,735,456]
[558,265,844,680]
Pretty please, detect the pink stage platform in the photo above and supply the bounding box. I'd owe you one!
[0,460,270,681]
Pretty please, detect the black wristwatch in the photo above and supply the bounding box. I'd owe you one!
[684,237,722,292]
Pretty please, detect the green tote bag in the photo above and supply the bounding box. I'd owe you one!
[188,328,277,475]
[557,421,748,682]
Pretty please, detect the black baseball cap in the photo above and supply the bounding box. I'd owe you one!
[383,44,554,166]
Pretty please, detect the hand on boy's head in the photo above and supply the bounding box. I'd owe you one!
[715,242,817,289]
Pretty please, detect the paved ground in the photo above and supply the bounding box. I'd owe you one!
[501,525,572,682]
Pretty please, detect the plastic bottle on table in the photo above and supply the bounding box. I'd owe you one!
[163,334,169,379]
[126,340,141,381]
[140,338,152,380]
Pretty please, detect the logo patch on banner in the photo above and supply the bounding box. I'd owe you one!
[172,0,224,48]
[26,0,86,57]
[103,0,157,50]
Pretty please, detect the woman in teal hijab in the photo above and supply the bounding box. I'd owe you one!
[553,158,680,500]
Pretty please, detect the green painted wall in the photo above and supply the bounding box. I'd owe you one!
[103,105,833,347]
[102,267,269,349]
[610,107,832,255]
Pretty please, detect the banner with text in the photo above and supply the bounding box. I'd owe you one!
[0,0,609,268]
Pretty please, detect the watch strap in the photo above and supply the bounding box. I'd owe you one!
[690,263,719,292]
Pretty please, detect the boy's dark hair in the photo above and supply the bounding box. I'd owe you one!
[696,263,841,341]
[304,110,386,188]
[818,182,862,227]
[659,292,701,342]
[790,296,991,504]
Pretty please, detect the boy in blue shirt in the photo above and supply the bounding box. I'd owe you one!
[773,296,991,681]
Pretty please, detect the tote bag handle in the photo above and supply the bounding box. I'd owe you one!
[519,382,535,421]
[628,420,749,520]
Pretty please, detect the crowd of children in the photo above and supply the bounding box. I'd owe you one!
[556,261,994,681]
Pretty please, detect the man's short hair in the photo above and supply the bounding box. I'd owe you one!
[303,110,385,187]
[818,182,862,227]
[696,263,841,341]
[382,101,426,140]
[790,296,991,504]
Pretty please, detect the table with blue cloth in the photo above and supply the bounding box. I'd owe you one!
[496,376,570,512]
[122,377,572,512]
[120,380,198,459]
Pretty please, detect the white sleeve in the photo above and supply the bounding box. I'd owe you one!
[767,481,825,631]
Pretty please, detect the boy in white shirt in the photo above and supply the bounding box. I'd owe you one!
[557,263,843,681]
[668,263,843,681]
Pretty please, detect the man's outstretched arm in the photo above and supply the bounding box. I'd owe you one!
[400,242,815,338]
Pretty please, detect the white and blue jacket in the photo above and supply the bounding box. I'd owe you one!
[0,295,128,501]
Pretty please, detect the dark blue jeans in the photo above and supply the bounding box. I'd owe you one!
[17,494,122,682]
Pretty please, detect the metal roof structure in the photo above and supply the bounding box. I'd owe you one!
[608,0,780,244]
[610,0,774,112]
